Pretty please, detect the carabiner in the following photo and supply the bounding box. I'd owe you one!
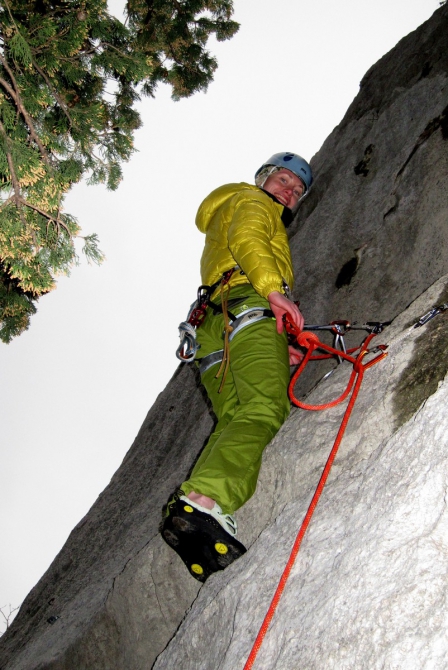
[176,322,200,362]
[330,320,351,335]
[414,304,448,328]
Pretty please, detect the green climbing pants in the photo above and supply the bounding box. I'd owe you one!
[181,285,291,514]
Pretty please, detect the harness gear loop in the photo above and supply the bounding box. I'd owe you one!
[175,268,237,363]
[243,325,387,670]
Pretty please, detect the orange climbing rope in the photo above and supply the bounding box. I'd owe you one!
[243,327,387,670]
[289,330,387,410]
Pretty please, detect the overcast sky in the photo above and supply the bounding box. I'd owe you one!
[0,0,440,626]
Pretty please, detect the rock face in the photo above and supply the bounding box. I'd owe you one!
[1,5,448,669]
[154,274,448,670]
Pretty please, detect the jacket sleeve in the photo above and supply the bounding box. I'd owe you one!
[227,190,285,299]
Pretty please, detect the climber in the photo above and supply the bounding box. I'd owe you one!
[161,152,313,582]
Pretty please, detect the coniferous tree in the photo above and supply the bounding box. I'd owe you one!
[0,0,238,342]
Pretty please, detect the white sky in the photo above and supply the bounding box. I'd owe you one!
[0,0,440,625]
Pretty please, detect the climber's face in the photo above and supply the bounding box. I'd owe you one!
[263,169,305,210]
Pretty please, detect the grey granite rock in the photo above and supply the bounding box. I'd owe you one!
[1,4,448,669]
[154,275,448,670]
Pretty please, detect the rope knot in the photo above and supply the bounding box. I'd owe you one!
[296,331,319,347]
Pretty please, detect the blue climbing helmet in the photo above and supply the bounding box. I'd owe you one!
[254,152,313,195]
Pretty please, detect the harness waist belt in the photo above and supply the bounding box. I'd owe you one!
[198,350,225,375]
[197,307,274,375]
[228,307,273,341]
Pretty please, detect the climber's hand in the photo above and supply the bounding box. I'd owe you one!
[288,345,304,366]
[268,291,304,335]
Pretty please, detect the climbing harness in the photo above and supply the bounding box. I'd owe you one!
[176,268,236,362]
[176,269,276,373]
[243,320,388,670]
[197,307,275,375]
[198,350,226,375]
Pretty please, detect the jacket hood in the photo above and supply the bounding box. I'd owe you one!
[195,183,260,233]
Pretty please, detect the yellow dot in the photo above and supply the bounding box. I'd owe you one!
[183,505,194,513]
[191,563,204,575]
[214,542,228,555]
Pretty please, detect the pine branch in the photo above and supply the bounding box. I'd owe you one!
[2,0,17,30]
[0,0,238,340]
[17,198,72,237]
[0,118,21,205]
[31,60,73,131]
[29,27,70,55]
[0,56,51,166]
[101,41,142,62]
[0,120,38,242]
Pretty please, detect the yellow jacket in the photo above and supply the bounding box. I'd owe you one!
[196,183,294,300]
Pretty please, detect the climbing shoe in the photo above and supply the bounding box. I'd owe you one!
[161,494,246,582]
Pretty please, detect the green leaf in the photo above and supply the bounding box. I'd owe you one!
[9,31,32,66]
[82,233,105,265]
